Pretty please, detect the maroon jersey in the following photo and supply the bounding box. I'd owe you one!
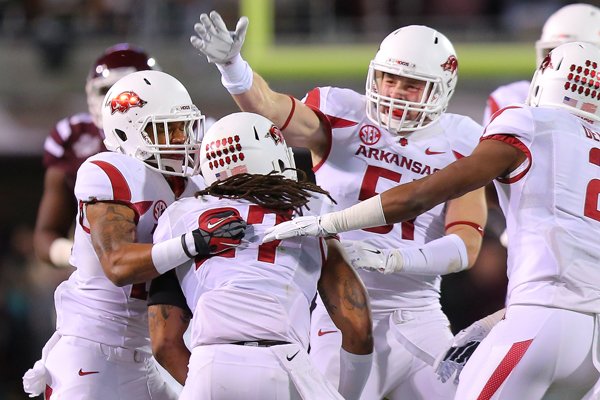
[42,112,106,190]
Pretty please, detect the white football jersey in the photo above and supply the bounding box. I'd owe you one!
[483,106,600,313]
[482,80,530,126]
[153,195,327,350]
[303,86,483,312]
[55,151,205,350]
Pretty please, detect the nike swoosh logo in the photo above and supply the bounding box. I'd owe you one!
[425,147,445,155]
[286,350,300,361]
[78,368,99,376]
[207,215,234,229]
[317,329,337,336]
[364,248,382,255]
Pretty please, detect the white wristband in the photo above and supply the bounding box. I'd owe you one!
[397,234,468,275]
[49,238,73,268]
[151,233,196,275]
[216,54,253,94]
[320,195,387,234]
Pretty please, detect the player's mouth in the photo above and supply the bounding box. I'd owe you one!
[382,107,405,119]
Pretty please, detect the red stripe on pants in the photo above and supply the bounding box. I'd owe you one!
[45,384,53,399]
[477,339,533,400]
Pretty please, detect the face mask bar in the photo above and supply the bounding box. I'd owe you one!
[139,109,204,176]
[365,65,445,134]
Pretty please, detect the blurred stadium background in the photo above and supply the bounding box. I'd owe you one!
[0,0,573,398]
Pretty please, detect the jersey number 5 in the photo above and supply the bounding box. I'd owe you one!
[360,165,415,239]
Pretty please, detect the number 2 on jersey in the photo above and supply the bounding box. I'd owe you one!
[584,147,600,222]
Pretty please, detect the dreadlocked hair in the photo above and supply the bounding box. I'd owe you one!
[196,169,336,215]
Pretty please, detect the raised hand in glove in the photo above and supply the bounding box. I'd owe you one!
[185,209,247,257]
[190,11,249,65]
[341,240,403,274]
[262,216,333,243]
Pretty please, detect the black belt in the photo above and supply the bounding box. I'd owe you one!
[231,340,290,347]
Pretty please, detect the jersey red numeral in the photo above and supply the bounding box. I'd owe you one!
[247,205,292,263]
[195,206,292,266]
[584,147,600,222]
[360,165,415,239]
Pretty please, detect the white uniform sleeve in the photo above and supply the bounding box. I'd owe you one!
[74,159,128,203]
[482,106,535,146]
[446,116,483,158]
[482,106,535,183]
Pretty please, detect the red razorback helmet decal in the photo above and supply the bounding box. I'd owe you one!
[440,55,458,73]
[539,53,553,72]
[267,125,284,144]
[110,91,147,114]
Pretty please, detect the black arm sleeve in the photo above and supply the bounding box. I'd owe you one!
[147,269,192,315]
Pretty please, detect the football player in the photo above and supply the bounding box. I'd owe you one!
[191,12,487,399]
[148,112,373,399]
[23,70,245,399]
[265,41,600,400]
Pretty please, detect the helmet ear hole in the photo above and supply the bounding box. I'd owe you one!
[115,129,127,142]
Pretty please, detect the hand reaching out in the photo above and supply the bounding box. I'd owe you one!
[262,216,333,243]
[190,11,249,65]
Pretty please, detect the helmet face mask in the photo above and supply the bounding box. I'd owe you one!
[535,4,600,66]
[86,43,159,128]
[527,42,600,123]
[365,25,458,135]
[102,70,204,177]
[200,112,297,186]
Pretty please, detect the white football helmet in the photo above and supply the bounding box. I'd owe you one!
[527,41,600,123]
[535,3,600,66]
[102,70,204,177]
[365,25,458,135]
[201,112,297,186]
[86,43,159,128]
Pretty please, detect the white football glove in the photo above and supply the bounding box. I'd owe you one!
[23,332,61,397]
[342,240,402,274]
[190,11,249,65]
[262,216,332,243]
[433,309,503,384]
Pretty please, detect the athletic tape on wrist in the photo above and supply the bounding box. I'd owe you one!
[151,234,195,275]
[321,195,386,234]
[400,234,468,275]
[338,349,373,400]
[216,54,253,94]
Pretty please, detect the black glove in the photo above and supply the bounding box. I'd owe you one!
[188,209,246,257]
